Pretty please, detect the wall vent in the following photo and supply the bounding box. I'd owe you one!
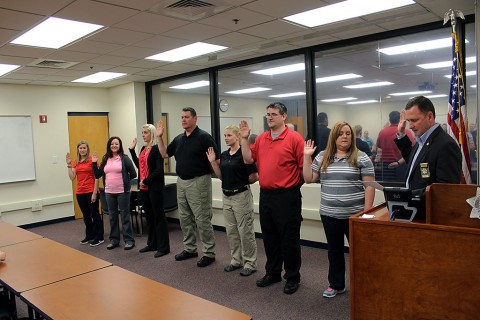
[149,0,233,21]
[29,59,78,69]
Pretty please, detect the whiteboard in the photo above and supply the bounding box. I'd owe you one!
[197,116,253,152]
[0,116,36,183]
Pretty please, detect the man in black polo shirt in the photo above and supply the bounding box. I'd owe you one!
[156,107,220,267]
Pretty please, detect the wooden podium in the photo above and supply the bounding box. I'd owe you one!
[349,183,480,319]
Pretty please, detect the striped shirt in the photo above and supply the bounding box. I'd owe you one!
[312,151,374,219]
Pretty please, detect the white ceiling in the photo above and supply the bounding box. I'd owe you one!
[0,0,476,91]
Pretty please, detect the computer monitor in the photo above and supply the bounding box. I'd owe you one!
[383,187,424,222]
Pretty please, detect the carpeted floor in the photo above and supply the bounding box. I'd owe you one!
[17,218,350,320]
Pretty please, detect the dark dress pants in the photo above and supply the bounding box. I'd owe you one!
[141,189,170,253]
[76,192,104,241]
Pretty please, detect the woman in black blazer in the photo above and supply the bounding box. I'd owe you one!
[129,124,170,258]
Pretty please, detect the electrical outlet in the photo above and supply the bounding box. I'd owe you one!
[32,200,43,212]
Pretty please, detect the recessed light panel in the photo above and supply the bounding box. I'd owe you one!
[252,63,306,75]
[11,17,103,49]
[225,88,271,94]
[321,97,357,102]
[344,81,393,89]
[269,92,306,98]
[146,42,228,62]
[316,73,362,83]
[0,64,20,76]
[170,81,209,89]
[72,72,126,83]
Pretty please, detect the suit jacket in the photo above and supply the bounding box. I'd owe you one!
[129,146,165,192]
[394,125,461,196]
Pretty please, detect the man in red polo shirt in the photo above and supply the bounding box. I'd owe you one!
[240,102,304,295]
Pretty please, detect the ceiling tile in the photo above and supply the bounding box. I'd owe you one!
[200,7,275,31]
[88,28,154,46]
[63,40,124,55]
[240,20,307,39]
[0,8,44,31]
[113,12,189,34]
[161,22,231,42]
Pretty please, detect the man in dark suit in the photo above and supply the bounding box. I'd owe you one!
[354,125,372,159]
[395,96,461,197]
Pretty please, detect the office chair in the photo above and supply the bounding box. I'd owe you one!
[163,183,178,214]
[130,190,143,235]
[98,187,109,222]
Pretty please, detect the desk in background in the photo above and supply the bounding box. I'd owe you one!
[0,221,43,247]
[21,266,252,320]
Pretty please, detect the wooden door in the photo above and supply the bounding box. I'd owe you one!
[68,113,109,219]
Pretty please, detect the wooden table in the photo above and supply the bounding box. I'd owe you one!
[0,238,111,295]
[21,266,252,320]
[0,221,43,247]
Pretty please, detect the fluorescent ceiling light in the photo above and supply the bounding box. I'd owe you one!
[170,81,209,89]
[344,81,393,89]
[10,17,103,49]
[0,64,20,76]
[425,94,448,99]
[379,38,469,55]
[417,56,476,69]
[269,92,306,98]
[389,90,432,96]
[347,100,378,104]
[284,0,414,28]
[316,73,362,83]
[146,42,228,62]
[225,87,271,94]
[444,70,477,78]
[252,63,306,75]
[72,72,126,83]
[321,97,357,102]
[472,85,477,88]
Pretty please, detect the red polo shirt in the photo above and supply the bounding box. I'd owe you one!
[251,126,304,190]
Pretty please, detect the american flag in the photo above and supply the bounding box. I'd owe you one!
[446,31,471,184]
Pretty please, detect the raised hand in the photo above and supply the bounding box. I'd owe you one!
[66,153,72,165]
[239,120,250,139]
[206,147,216,163]
[92,152,98,163]
[130,138,137,149]
[398,110,407,135]
[156,120,164,138]
[304,140,317,156]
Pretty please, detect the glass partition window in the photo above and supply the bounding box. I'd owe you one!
[217,55,307,152]
[314,23,477,184]
[151,74,210,173]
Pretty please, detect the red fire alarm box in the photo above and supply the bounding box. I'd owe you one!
[39,115,47,123]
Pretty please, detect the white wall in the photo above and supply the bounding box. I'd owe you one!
[0,83,143,226]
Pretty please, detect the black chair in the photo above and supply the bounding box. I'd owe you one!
[130,190,143,235]
[164,183,178,213]
[98,187,109,222]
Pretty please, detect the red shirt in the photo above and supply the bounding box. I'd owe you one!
[250,126,304,190]
[139,147,151,191]
[376,125,414,162]
[72,157,96,194]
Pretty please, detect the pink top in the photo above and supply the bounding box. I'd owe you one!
[104,155,124,194]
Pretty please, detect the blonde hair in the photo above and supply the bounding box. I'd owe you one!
[142,124,157,147]
[319,121,358,173]
[224,124,240,136]
[76,140,90,164]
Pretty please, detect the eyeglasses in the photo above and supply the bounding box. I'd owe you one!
[268,102,287,115]
[266,113,281,117]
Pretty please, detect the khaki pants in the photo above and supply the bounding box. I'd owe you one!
[177,175,216,257]
[223,189,257,270]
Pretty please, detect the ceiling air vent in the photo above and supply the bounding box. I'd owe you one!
[29,59,78,69]
[150,0,233,21]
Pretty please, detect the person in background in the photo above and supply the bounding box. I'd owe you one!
[92,137,137,250]
[395,96,461,196]
[376,111,414,181]
[248,133,258,145]
[240,102,304,295]
[354,125,372,159]
[361,130,374,150]
[316,112,330,155]
[156,107,219,268]
[441,123,448,131]
[303,121,375,298]
[66,140,104,247]
[207,125,259,277]
[129,124,170,258]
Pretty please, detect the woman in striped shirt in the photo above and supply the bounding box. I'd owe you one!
[303,121,375,298]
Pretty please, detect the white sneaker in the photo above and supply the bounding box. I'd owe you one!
[323,287,346,298]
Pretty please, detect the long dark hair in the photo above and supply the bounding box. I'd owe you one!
[101,136,124,167]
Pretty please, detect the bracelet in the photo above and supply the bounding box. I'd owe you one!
[67,165,72,168]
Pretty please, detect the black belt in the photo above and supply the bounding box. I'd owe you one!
[222,185,248,196]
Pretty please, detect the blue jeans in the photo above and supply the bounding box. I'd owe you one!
[105,192,134,245]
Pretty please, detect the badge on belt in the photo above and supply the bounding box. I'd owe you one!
[420,163,430,178]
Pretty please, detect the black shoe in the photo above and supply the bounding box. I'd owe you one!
[106,243,119,250]
[175,250,198,261]
[89,239,104,247]
[80,238,93,245]
[224,264,242,272]
[154,251,169,258]
[197,256,215,267]
[283,280,300,294]
[139,246,155,253]
[256,274,282,287]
